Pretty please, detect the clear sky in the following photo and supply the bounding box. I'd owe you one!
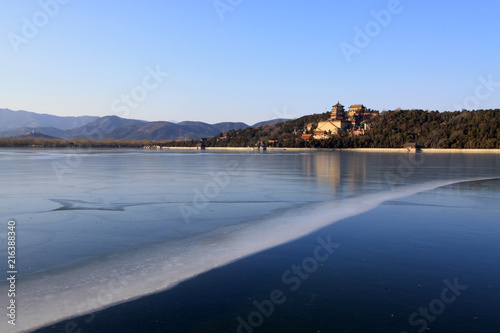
[1,0,499,124]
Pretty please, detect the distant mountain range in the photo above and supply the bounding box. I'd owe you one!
[0,108,289,140]
[0,109,98,131]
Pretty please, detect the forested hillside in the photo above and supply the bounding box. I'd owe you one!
[205,109,500,149]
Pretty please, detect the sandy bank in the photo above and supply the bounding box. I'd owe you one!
[159,147,500,154]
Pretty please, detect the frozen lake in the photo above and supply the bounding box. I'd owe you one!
[1,148,499,332]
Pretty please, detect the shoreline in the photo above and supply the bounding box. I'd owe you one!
[161,146,500,154]
[2,146,500,153]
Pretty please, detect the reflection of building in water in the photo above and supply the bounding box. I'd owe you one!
[344,153,368,195]
[301,152,369,195]
[301,152,342,193]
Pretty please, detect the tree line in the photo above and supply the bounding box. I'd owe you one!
[0,137,199,148]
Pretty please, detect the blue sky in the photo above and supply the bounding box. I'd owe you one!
[1,0,499,124]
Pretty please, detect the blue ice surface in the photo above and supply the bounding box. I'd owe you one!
[1,148,499,332]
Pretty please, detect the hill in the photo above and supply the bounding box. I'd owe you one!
[213,122,249,133]
[0,127,65,138]
[103,120,253,141]
[105,121,252,140]
[251,118,290,128]
[105,121,242,140]
[20,131,61,139]
[357,109,500,149]
[66,116,147,139]
[0,109,98,131]
[205,109,500,149]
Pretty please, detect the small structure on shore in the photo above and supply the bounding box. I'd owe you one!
[254,141,266,151]
[196,138,207,150]
[403,142,421,153]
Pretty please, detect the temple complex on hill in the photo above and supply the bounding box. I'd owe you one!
[302,102,378,140]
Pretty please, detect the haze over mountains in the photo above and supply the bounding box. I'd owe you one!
[0,109,288,140]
